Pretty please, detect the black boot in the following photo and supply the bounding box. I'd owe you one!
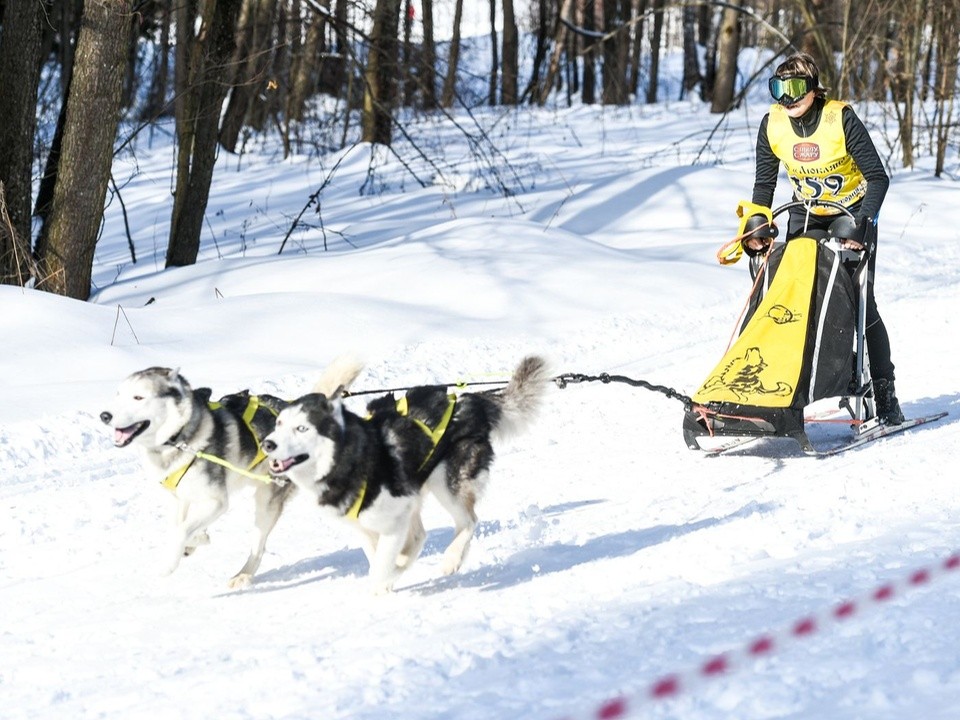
[873,378,904,425]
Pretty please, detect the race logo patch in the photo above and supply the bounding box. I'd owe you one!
[793,142,820,162]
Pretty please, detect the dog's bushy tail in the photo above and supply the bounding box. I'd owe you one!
[493,355,551,442]
[313,354,365,397]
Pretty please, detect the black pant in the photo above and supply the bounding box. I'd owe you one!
[786,209,896,382]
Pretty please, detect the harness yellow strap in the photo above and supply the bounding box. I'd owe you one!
[161,459,196,491]
[161,396,277,491]
[345,482,366,521]
[396,393,457,472]
[242,396,274,470]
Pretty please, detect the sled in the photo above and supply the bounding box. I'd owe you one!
[682,200,939,455]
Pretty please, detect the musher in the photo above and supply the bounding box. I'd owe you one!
[741,52,903,424]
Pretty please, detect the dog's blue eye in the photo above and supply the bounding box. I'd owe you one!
[296,425,308,433]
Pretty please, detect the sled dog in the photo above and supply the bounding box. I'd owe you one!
[260,355,551,594]
[100,356,364,588]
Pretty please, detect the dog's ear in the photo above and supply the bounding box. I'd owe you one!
[366,392,397,416]
[194,387,213,404]
[257,394,289,414]
[164,367,194,396]
[296,392,335,417]
[217,390,251,415]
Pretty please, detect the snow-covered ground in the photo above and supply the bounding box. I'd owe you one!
[2,89,959,719]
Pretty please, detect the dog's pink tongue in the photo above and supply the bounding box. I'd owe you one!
[272,457,295,473]
[114,427,134,445]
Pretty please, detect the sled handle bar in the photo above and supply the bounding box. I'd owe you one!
[771,200,856,221]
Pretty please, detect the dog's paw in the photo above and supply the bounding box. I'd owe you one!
[440,553,464,576]
[184,531,211,556]
[227,573,253,590]
[160,544,186,575]
[370,580,395,595]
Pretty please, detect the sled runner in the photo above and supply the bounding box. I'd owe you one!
[683,200,945,455]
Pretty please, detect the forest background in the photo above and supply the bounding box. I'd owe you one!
[1,0,959,301]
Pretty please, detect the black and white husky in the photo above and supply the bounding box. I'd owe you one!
[100,357,363,588]
[260,356,551,594]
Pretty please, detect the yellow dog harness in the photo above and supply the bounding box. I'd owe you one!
[346,392,458,521]
[162,396,276,491]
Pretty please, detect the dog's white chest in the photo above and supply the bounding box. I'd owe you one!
[355,491,420,535]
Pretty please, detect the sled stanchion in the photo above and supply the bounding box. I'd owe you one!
[683,198,949,455]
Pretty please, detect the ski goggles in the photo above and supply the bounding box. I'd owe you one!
[768,75,815,105]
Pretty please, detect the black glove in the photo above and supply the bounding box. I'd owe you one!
[740,214,776,257]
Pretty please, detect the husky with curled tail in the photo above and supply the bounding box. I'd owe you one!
[100,356,364,588]
[260,356,551,594]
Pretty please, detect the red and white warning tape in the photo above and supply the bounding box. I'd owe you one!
[558,552,960,720]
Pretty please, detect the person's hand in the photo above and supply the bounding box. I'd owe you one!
[742,235,772,257]
[846,213,872,251]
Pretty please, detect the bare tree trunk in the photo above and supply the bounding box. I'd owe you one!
[327,0,349,94]
[645,0,664,103]
[697,2,710,45]
[629,0,647,96]
[795,0,839,92]
[0,0,44,285]
[710,0,740,113]
[362,0,402,144]
[565,10,578,101]
[166,0,244,267]
[402,0,416,106]
[288,0,329,121]
[142,0,173,119]
[55,0,81,97]
[700,4,716,102]
[219,0,280,152]
[616,0,630,99]
[933,0,959,176]
[601,0,629,105]
[888,0,926,168]
[680,4,701,99]
[263,0,291,128]
[441,0,464,107]
[420,0,438,109]
[33,71,72,228]
[539,0,573,104]
[501,0,519,104]
[488,0,499,105]
[35,0,131,299]
[582,0,597,104]
[121,6,141,109]
[521,0,548,102]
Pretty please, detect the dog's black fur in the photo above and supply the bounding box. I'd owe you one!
[261,356,550,593]
[101,357,363,588]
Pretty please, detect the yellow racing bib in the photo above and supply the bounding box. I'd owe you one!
[767,100,866,215]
